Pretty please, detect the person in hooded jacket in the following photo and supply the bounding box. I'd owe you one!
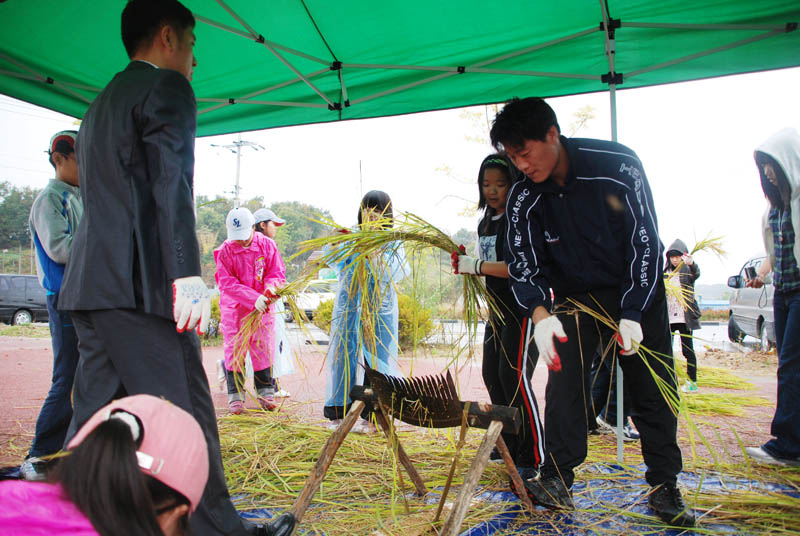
[746,128,800,467]
[664,239,701,393]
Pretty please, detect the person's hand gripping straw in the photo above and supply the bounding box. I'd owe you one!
[172,276,211,334]
[533,315,567,371]
[616,319,643,356]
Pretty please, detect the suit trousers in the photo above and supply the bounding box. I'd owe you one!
[66,308,252,536]
[541,284,683,488]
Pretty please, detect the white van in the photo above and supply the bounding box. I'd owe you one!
[727,255,775,350]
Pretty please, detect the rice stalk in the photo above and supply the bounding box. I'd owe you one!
[293,211,497,356]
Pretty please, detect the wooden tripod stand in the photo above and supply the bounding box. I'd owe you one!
[289,385,534,535]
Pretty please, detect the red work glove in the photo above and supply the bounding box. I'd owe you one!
[451,244,467,273]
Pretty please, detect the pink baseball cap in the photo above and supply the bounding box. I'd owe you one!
[67,394,209,511]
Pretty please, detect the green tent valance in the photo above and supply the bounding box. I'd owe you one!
[1,1,798,136]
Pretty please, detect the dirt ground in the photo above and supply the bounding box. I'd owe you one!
[0,333,779,467]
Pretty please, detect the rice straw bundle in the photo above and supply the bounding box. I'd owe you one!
[293,211,497,355]
[229,272,321,400]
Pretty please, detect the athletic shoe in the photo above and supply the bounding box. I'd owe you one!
[681,380,698,394]
[746,446,800,467]
[258,396,277,411]
[352,419,377,434]
[323,419,342,430]
[622,422,640,442]
[229,400,245,415]
[648,484,695,527]
[594,415,615,434]
[489,447,503,463]
[275,388,291,398]
[20,458,47,481]
[523,475,574,510]
[598,415,639,441]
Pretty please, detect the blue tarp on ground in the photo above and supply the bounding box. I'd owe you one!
[240,463,798,535]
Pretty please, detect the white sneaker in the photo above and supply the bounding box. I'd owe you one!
[323,419,342,430]
[595,415,615,433]
[746,446,800,467]
[352,419,377,434]
[20,458,46,481]
[275,388,291,398]
[681,380,698,394]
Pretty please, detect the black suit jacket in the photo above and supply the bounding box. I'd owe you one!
[59,61,201,320]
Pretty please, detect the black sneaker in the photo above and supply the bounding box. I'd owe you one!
[489,447,503,463]
[648,484,695,527]
[523,475,574,510]
[253,512,295,536]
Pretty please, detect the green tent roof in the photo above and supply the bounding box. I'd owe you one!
[1,1,798,136]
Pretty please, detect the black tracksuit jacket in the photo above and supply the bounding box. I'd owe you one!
[503,136,664,321]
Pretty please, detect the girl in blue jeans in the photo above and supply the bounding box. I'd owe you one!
[747,128,800,466]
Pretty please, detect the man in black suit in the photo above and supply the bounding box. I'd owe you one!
[59,1,294,535]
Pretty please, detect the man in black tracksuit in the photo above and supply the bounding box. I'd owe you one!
[490,97,694,528]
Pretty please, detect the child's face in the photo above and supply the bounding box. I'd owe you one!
[670,254,682,267]
[265,221,277,239]
[481,168,510,212]
[234,227,254,247]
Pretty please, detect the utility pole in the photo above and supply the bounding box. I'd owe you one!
[211,134,264,208]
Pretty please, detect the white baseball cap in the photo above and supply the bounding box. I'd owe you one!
[226,207,255,240]
[253,208,285,226]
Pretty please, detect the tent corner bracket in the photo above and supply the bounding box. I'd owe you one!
[599,18,621,38]
[601,72,623,85]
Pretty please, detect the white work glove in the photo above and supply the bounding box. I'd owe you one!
[533,315,567,371]
[172,276,211,334]
[681,253,694,266]
[456,255,483,275]
[616,319,643,356]
[254,295,269,313]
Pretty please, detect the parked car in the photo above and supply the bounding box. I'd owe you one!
[0,274,49,325]
[284,279,337,322]
[727,256,775,350]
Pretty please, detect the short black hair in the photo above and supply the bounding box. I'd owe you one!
[121,0,195,59]
[358,190,393,228]
[490,97,561,151]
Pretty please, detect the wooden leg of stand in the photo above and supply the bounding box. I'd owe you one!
[440,420,503,536]
[373,410,428,496]
[496,435,534,512]
[289,400,365,529]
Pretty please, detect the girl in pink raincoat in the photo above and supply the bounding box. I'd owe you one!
[214,207,286,414]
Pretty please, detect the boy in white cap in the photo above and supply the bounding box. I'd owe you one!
[21,130,83,481]
[214,207,286,413]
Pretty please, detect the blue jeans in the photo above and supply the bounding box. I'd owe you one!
[764,290,800,459]
[28,293,80,457]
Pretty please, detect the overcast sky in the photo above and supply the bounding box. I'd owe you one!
[2,66,799,286]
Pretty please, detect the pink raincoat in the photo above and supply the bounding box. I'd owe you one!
[214,232,286,372]
[0,480,99,535]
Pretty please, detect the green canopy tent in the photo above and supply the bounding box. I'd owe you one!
[1,0,798,137]
[1,0,798,464]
